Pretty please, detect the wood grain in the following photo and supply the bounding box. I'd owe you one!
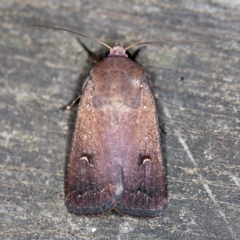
[0,0,239,239]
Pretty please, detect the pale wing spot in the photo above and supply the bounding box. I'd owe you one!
[115,183,124,196]
[79,155,94,167]
[131,78,140,86]
[142,158,151,165]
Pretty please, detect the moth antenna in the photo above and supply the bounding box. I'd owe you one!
[125,39,215,50]
[32,24,111,50]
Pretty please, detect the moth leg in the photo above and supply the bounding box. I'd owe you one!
[76,37,100,63]
[159,125,166,135]
[48,94,81,114]
[58,94,81,112]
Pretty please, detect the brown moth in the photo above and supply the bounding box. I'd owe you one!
[34,25,167,217]
[65,42,167,218]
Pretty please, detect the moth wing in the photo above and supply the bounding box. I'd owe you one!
[65,78,120,215]
[116,80,167,217]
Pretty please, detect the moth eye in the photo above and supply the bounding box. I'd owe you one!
[138,155,152,167]
[79,154,94,167]
[105,51,110,57]
[125,50,132,59]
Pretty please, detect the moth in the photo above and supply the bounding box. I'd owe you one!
[35,25,167,218]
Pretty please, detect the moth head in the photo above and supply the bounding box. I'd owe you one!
[108,43,128,57]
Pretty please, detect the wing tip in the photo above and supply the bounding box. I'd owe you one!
[65,198,114,215]
[65,190,114,215]
[115,199,167,218]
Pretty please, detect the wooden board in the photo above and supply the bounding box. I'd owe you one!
[0,0,239,239]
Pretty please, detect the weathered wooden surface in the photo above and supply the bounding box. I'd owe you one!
[0,0,239,239]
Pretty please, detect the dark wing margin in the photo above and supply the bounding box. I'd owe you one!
[115,80,167,218]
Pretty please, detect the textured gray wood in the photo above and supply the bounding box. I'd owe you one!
[0,0,239,239]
